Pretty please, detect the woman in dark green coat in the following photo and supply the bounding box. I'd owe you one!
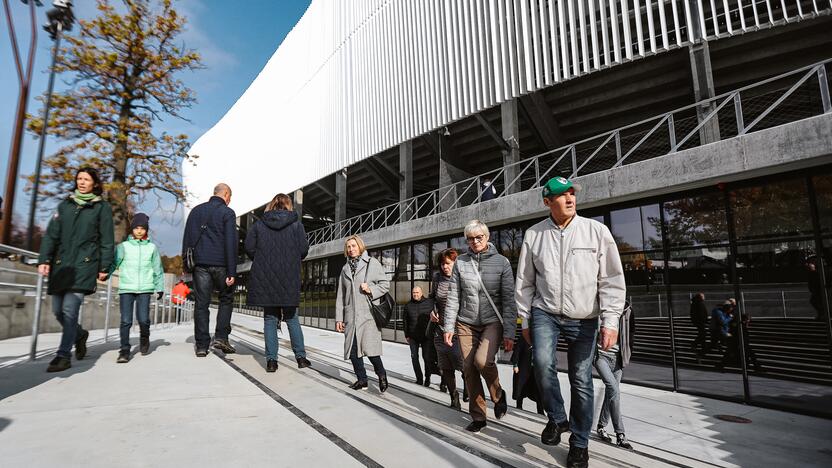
[38,167,114,372]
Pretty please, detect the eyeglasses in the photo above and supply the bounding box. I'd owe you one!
[466,234,486,243]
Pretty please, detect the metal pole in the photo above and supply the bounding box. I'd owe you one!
[26,23,62,250]
[104,276,113,342]
[781,290,787,318]
[28,274,45,360]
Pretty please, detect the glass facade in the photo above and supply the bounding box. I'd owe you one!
[290,168,832,417]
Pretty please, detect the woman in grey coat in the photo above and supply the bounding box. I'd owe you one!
[444,220,517,432]
[335,235,390,392]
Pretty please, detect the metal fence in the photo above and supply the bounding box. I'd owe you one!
[307,58,832,246]
[0,243,193,361]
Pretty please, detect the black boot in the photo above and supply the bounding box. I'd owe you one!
[140,336,150,355]
[465,420,486,432]
[439,381,447,393]
[47,356,71,372]
[379,374,389,393]
[266,359,278,373]
[75,329,89,360]
[541,420,570,446]
[117,350,130,363]
[450,390,461,410]
[566,445,589,468]
[494,388,508,419]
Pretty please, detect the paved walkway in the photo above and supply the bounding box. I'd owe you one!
[0,312,829,467]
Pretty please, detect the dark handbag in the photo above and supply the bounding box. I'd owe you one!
[183,215,211,273]
[363,260,394,328]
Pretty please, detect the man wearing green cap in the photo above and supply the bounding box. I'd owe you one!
[515,176,626,468]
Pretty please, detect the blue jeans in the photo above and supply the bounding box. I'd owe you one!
[263,307,306,360]
[594,352,624,434]
[349,335,385,382]
[193,266,234,349]
[119,293,151,352]
[52,292,85,358]
[531,308,598,449]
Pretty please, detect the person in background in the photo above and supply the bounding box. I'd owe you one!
[595,302,635,450]
[404,286,435,386]
[38,167,114,372]
[335,235,390,392]
[430,248,467,409]
[181,183,238,357]
[480,178,496,201]
[444,220,517,433]
[709,300,733,354]
[171,279,191,324]
[689,292,708,359]
[111,213,164,363]
[244,193,311,373]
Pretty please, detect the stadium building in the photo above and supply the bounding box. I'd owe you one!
[185,0,832,417]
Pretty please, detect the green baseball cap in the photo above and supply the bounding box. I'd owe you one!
[542,176,577,198]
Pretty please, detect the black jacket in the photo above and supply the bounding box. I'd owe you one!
[404,297,434,340]
[244,210,309,307]
[689,296,708,328]
[182,196,238,276]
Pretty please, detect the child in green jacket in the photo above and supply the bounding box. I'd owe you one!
[112,213,164,362]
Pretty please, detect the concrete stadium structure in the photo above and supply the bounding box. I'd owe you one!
[186,1,832,417]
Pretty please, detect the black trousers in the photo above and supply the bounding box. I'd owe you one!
[193,266,234,349]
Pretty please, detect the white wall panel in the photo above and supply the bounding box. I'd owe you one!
[185,0,831,215]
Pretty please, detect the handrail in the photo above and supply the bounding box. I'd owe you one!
[307,58,832,246]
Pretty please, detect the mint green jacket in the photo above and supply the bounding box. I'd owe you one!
[113,237,164,294]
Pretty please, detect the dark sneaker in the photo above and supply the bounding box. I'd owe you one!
[117,351,130,363]
[266,359,278,373]
[195,348,208,357]
[75,329,89,360]
[616,433,633,450]
[212,339,236,354]
[139,336,149,355]
[415,378,423,386]
[439,382,448,393]
[465,420,487,432]
[450,390,461,410]
[47,356,71,373]
[296,357,312,368]
[566,445,589,468]
[541,420,570,446]
[379,375,389,393]
[423,376,431,388]
[349,380,368,390]
[494,388,508,419]
[597,426,613,444]
[462,390,469,402]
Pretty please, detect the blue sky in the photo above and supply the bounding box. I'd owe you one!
[0,0,311,255]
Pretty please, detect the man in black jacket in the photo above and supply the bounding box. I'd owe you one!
[404,286,435,386]
[182,183,239,357]
[689,292,708,357]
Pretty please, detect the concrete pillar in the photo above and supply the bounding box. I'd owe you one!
[399,141,413,221]
[293,189,303,219]
[334,169,347,223]
[689,41,720,144]
[501,100,521,194]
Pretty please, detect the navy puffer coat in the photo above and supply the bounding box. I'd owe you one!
[244,209,309,307]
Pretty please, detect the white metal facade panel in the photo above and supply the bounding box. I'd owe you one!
[184,0,831,215]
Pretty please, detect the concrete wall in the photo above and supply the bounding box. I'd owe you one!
[308,113,832,260]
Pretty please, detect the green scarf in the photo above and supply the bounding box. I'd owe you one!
[71,190,99,206]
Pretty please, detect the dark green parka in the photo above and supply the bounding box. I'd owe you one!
[38,196,115,295]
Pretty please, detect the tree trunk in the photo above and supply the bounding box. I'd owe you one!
[110,103,132,242]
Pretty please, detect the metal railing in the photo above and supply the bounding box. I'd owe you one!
[307,59,832,246]
[0,243,192,361]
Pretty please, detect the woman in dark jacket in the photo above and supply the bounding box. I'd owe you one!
[244,193,310,373]
[38,167,114,373]
[511,329,544,415]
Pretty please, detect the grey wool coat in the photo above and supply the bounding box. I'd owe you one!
[335,251,390,360]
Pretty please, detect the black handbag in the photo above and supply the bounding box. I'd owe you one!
[183,219,209,273]
[363,260,394,328]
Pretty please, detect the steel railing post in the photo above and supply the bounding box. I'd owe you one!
[819,65,831,113]
[104,276,113,342]
[29,274,45,361]
[733,92,745,134]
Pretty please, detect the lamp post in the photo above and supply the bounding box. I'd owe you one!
[1,0,40,245]
[26,0,74,250]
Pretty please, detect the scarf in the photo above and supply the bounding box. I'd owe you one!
[71,190,99,206]
[347,256,360,276]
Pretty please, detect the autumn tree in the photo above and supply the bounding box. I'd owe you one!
[27,0,202,239]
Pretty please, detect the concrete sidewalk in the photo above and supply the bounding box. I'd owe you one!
[229,313,832,468]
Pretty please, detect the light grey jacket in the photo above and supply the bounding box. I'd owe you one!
[335,251,389,359]
[443,243,517,339]
[515,215,626,330]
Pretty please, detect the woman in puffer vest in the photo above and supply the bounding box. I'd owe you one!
[111,213,164,363]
